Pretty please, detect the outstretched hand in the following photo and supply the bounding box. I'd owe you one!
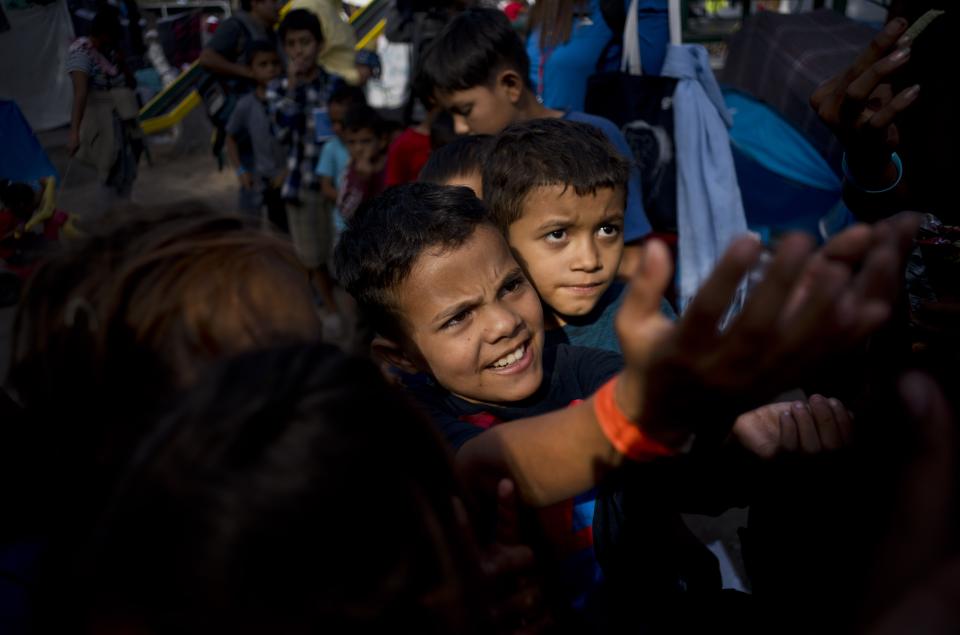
[732,395,853,460]
[614,215,919,451]
[810,17,918,188]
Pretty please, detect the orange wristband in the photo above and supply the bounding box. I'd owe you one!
[593,377,675,462]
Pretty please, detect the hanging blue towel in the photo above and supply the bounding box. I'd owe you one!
[661,45,749,312]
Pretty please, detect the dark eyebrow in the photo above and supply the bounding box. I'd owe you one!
[598,212,625,225]
[433,296,481,327]
[535,218,572,233]
[498,266,525,287]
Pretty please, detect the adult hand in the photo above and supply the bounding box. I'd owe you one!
[810,18,919,188]
[732,395,853,459]
[614,216,918,450]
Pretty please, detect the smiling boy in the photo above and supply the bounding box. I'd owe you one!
[335,181,912,621]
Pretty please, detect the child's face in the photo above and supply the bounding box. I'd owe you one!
[388,224,545,405]
[284,29,320,76]
[507,185,625,318]
[329,101,347,137]
[251,51,281,86]
[344,127,385,161]
[438,84,517,136]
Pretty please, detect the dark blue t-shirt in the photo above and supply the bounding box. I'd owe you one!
[407,344,621,617]
[544,281,677,354]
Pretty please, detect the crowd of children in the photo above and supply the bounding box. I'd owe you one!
[0,3,957,635]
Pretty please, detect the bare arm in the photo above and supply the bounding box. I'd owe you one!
[198,47,253,81]
[68,70,89,155]
[320,175,339,202]
[457,397,622,507]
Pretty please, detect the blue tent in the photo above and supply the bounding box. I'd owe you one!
[0,100,58,185]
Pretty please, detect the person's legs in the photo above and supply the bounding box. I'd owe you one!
[287,190,339,313]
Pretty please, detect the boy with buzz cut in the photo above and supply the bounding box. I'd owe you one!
[421,7,653,263]
[335,182,909,626]
[484,117,674,353]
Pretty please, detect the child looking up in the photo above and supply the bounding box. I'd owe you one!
[483,117,674,352]
[421,7,652,260]
[225,41,287,229]
[268,8,341,315]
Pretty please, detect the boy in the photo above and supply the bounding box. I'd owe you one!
[336,104,390,223]
[268,9,341,316]
[421,7,653,255]
[225,41,287,230]
[199,0,279,92]
[316,84,365,236]
[417,134,493,196]
[483,118,674,353]
[335,182,910,620]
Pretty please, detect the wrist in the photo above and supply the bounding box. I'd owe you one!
[843,151,902,193]
[594,377,676,462]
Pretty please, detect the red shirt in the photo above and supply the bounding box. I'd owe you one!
[385,127,432,187]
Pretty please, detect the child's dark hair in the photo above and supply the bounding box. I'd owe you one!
[419,134,493,184]
[247,39,279,63]
[421,7,533,94]
[90,5,123,43]
[328,83,367,107]
[342,103,386,135]
[40,343,487,634]
[278,8,324,44]
[483,118,630,231]
[335,183,493,338]
[0,181,36,219]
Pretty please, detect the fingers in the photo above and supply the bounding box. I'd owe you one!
[809,394,843,450]
[779,408,800,453]
[620,239,674,319]
[678,235,762,348]
[791,402,822,453]
[829,397,854,445]
[867,84,920,132]
[841,46,912,117]
[848,18,910,84]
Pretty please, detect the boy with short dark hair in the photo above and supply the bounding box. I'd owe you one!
[225,41,287,229]
[421,7,652,252]
[334,181,908,622]
[417,134,493,196]
[484,117,673,352]
[268,8,341,316]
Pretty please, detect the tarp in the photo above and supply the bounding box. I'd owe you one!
[0,100,59,184]
[0,0,75,131]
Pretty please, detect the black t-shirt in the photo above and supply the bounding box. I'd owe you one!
[407,343,623,450]
[406,343,739,627]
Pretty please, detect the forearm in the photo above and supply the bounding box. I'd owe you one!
[70,74,88,133]
[456,397,623,507]
[225,135,242,171]
[320,176,338,201]
[198,48,251,81]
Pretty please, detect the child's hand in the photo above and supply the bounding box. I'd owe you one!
[238,172,254,190]
[810,17,918,187]
[614,216,918,451]
[732,396,853,459]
